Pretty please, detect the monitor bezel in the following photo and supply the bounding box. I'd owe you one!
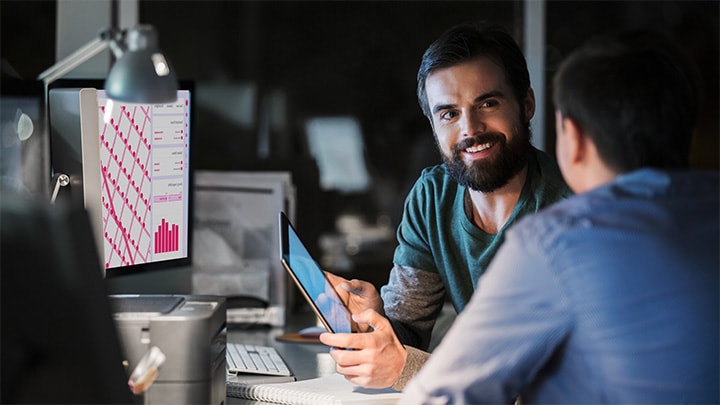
[47,78,195,279]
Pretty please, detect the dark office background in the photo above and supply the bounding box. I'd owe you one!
[1,0,718,286]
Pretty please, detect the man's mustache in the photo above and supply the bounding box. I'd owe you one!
[452,133,505,156]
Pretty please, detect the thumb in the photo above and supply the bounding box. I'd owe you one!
[351,309,387,331]
[342,279,368,295]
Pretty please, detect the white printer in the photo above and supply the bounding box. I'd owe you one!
[110,295,227,405]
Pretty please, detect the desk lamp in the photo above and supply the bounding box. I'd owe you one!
[37,25,179,202]
[38,24,177,102]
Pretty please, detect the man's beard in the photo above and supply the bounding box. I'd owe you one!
[442,122,532,193]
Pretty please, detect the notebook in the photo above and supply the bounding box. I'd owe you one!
[227,372,401,404]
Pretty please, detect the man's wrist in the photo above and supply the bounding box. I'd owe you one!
[391,345,430,391]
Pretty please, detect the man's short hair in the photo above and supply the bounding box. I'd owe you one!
[553,30,700,171]
[417,23,531,119]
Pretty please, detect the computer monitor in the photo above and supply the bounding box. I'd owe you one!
[0,192,134,403]
[0,78,45,194]
[48,79,194,293]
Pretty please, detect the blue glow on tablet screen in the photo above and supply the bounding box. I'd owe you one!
[288,227,352,333]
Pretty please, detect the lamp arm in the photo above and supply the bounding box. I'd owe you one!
[107,30,127,59]
[37,32,112,85]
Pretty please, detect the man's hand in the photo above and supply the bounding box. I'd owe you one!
[324,272,384,330]
[318,309,407,389]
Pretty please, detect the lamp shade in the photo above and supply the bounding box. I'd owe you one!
[104,25,178,104]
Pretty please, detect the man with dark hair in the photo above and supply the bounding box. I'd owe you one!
[319,23,570,389]
[401,30,719,403]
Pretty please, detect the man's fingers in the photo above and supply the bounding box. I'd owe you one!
[323,271,348,288]
[318,329,376,350]
[341,279,368,295]
[352,309,388,331]
[318,331,356,349]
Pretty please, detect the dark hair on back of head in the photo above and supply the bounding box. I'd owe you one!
[553,30,701,171]
[417,23,531,118]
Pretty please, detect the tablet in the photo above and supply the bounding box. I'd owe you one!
[279,212,353,333]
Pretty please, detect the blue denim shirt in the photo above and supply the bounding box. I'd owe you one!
[402,169,719,404]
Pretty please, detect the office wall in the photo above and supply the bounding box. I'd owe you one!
[0,1,56,79]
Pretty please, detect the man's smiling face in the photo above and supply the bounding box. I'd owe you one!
[425,56,534,192]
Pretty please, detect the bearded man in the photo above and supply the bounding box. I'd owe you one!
[318,23,571,390]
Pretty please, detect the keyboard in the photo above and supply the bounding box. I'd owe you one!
[226,343,293,377]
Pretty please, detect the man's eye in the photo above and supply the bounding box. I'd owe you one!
[440,111,458,120]
[480,100,499,108]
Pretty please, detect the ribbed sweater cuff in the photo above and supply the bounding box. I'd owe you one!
[391,345,430,391]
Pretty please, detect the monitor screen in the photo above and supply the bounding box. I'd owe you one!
[48,79,194,281]
[97,89,191,272]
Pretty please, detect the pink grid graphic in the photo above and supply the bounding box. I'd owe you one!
[99,103,154,269]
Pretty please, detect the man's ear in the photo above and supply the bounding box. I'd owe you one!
[524,88,536,120]
[558,115,617,192]
[561,117,586,165]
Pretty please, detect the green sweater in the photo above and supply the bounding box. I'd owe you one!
[382,148,571,390]
[384,147,571,345]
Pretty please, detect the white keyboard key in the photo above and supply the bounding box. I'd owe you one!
[226,343,293,377]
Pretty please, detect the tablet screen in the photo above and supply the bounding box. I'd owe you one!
[280,212,353,333]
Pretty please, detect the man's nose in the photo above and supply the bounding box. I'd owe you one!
[460,110,486,138]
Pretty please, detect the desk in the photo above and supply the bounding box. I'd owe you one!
[226,308,335,404]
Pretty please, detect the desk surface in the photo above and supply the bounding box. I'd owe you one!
[226,308,335,404]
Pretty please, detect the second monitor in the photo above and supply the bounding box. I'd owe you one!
[49,79,194,290]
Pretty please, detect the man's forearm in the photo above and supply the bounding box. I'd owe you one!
[382,264,446,349]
